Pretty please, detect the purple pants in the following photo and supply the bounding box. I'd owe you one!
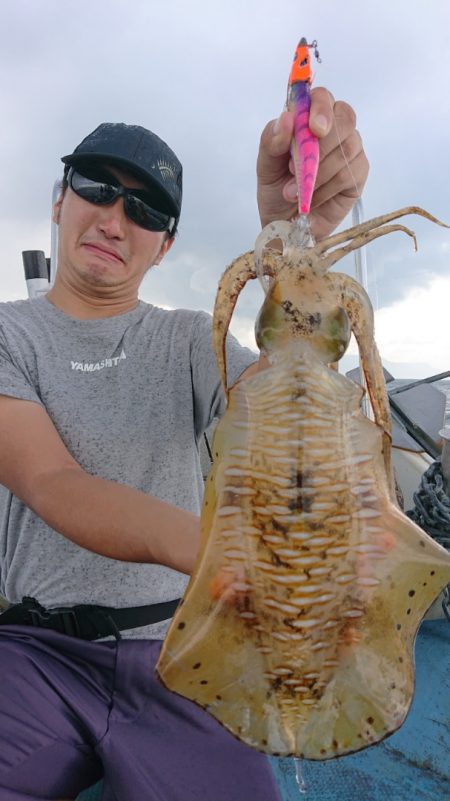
[0,625,282,801]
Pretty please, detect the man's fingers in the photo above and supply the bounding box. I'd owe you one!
[258,112,293,163]
[309,87,336,137]
[256,114,293,217]
[314,129,365,191]
[258,97,358,183]
[312,149,370,209]
[318,100,358,160]
[257,87,368,232]
[284,178,298,203]
[271,111,294,151]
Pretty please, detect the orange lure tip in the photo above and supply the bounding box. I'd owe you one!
[288,37,313,86]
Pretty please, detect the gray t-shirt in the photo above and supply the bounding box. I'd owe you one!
[0,296,256,638]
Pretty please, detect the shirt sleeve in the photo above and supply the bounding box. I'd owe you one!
[190,310,257,437]
[0,328,43,406]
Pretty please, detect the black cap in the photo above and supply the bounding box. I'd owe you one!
[61,123,182,220]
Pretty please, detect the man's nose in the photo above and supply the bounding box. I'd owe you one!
[97,198,127,237]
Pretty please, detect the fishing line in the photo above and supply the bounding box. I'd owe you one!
[325,92,379,420]
[325,91,361,203]
[324,91,380,309]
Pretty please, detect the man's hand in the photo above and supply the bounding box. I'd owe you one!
[257,87,369,241]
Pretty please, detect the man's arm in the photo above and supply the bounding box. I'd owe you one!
[257,87,369,240]
[0,395,200,575]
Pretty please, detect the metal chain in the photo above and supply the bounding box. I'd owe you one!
[407,459,450,623]
[443,585,450,623]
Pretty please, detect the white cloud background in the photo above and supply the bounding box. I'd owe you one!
[1,0,449,378]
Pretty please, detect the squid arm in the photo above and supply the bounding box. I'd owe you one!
[212,250,281,396]
[328,272,396,499]
[314,206,448,262]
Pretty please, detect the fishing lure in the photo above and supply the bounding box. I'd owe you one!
[286,37,321,218]
[255,38,321,292]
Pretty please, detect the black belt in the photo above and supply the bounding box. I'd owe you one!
[0,596,180,641]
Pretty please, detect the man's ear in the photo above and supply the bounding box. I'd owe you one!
[52,195,63,224]
[154,235,175,265]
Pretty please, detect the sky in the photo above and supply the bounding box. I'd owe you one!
[1,0,449,378]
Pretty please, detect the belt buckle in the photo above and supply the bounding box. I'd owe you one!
[52,608,81,637]
[22,597,81,637]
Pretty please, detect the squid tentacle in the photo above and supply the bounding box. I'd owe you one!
[212,251,258,395]
[314,206,449,258]
[319,223,417,274]
[328,272,395,499]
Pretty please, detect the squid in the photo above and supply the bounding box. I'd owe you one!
[157,206,450,760]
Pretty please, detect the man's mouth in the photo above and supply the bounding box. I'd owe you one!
[83,243,125,263]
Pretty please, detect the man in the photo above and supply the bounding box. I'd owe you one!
[0,90,368,801]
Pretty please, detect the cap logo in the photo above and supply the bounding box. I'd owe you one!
[157,159,176,181]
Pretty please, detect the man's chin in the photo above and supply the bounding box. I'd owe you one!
[81,262,125,288]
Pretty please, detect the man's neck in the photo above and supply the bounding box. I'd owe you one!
[46,281,139,320]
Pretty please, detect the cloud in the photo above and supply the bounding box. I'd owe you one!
[373,275,450,377]
[189,267,220,296]
[341,274,450,378]
[229,316,258,353]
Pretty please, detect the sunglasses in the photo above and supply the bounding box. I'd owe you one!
[68,167,176,234]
